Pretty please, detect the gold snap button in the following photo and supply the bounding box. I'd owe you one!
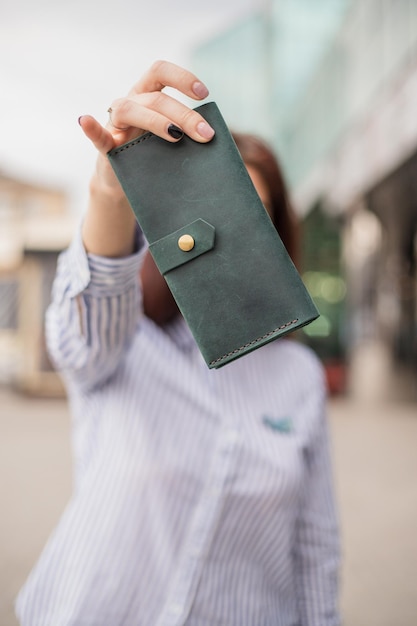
[178,234,195,251]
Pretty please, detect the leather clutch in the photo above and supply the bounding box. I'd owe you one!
[108,102,319,368]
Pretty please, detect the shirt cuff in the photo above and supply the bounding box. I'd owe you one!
[65,222,146,298]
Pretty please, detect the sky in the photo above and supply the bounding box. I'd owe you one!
[1,0,262,213]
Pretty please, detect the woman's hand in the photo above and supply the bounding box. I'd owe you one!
[79,60,214,257]
[79,60,214,194]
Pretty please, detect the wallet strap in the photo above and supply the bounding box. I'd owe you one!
[149,218,216,275]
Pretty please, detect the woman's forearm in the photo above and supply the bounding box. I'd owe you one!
[82,173,137,258]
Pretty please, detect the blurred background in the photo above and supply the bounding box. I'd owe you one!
[1,0,416,625]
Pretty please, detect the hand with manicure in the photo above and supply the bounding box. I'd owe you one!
[79,60,215,193]
[78,60,215,258]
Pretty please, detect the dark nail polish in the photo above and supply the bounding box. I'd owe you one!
[168,124,184,140]
[78,115,84,126]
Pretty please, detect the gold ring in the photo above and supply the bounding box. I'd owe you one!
[107,107,130,131]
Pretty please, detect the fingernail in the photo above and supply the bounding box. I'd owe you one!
[197,122,215,140]
[192,81,209,99]
[167,124,184,140]
[78,115,84,126]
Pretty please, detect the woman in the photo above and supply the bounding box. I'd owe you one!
[16,60,340,625]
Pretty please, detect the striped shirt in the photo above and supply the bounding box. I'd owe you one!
[16,229,341,625]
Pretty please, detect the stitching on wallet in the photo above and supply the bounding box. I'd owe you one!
[210,319,299,367]
[111,133,153,155]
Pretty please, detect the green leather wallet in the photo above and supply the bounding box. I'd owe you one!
[108,102,319,368]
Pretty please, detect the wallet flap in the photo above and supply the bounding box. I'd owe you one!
[149,219,216,275]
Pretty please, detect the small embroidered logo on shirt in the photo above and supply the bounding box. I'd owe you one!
[262,415,293,433]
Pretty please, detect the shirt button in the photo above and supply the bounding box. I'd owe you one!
[223,429,238,446]
[169,603,182,617]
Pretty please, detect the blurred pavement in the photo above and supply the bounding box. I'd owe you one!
[1,385,416,626]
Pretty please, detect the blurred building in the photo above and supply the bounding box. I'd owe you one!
[191,0,417,400]
[0,172,75,396]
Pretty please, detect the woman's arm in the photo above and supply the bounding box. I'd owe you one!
[45,61,215,391]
